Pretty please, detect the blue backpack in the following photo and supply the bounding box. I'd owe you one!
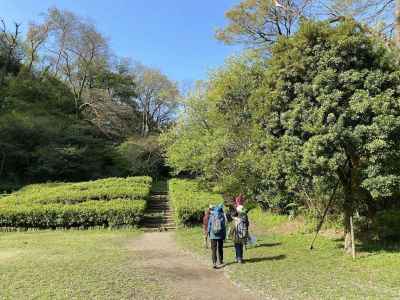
[211,214,223,235]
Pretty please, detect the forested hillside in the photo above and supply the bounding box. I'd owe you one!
[0,8,179,191]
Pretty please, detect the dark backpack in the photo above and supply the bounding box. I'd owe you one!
[236,216,248,239]
[211,214,223,235]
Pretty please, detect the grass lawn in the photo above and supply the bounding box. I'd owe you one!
[176,215,400,299]
[0,230,167,300]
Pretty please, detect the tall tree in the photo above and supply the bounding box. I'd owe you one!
[216,0,313,48]
[0,20,22,84]
[25,22,49,72]
[217,0,400,48]
[29,8,110,117]
[250,20,400,252]
[132,63,179,136]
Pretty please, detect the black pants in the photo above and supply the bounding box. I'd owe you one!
[234,243,244,261]
[210,239,224,265]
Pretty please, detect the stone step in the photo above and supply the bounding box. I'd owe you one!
[147,207,170,211]
[142,217,174,223]
[142,189,174,230]
[142,223,176,229]
[143,227,176,232]
[145,211,170,214]
[151,191,168,195]
[146,208,170,212]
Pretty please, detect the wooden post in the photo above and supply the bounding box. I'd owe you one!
[350,216,356,260]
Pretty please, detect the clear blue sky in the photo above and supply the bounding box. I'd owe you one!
[0,0,242,84]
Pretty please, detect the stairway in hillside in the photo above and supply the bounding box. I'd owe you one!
[141,185,176,231]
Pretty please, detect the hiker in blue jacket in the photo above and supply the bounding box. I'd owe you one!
[207,204,226,269]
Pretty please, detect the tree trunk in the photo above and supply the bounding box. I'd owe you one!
[396,0,400,47]
[343,199,353,254]
[340,158,355,254]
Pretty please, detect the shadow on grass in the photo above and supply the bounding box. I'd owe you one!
[332,237,400,253]
[253,242,282,248]
[223,242,282,249]
[244,254,287,263]
[357,241,400,253]
[224,254,287,266]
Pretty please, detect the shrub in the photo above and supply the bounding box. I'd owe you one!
[113,136,169,178]
[374,210,400,241]
[0,177,151,229]
[0,200,146,229]
[169,179,223,225]
[1,177,152,205]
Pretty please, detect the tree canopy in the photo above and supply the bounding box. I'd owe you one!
[163,19,400,251]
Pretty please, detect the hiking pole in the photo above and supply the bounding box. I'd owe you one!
[309,179,340,250]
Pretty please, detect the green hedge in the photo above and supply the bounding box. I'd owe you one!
[0,200,146,229]
[0,177,151,229]
[1,177,152,205]
[168,179,223,225]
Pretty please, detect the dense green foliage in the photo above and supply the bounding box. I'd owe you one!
[161,53,266,196]
[0,177,151,229]
[113,136,169,178]
[0,71,120,189]
[168,179,223,225]
[374,210,400,241]
[163,20,400,249]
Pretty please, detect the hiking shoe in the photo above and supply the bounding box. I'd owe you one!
[212,264,217,269]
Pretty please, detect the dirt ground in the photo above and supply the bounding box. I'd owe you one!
[129,232,260,300]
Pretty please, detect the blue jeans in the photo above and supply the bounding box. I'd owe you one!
[234,243,243,261]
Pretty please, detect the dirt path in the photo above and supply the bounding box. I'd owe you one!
[129,232,259,300]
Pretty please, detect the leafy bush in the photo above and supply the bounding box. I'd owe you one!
[113,136,169,178]
[374,210,400,241]
[169,179,223,225]
[0,200,146,229]
[0,177,151,229]
[1,177,152,205]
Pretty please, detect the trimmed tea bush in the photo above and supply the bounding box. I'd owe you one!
[1,177,152,205]
[169,179,222,225]
[0,200,146,229]
[0,177,151,229]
